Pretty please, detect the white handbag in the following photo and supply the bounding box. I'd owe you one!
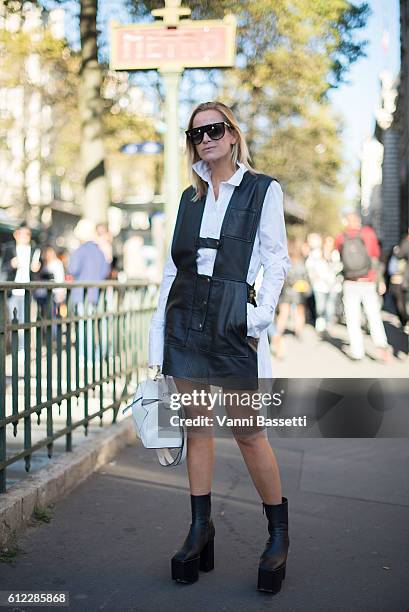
[122,375,187,466]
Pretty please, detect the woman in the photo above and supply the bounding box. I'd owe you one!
[272,239,309,358]
[305,233,342,334]
[322,235,343,328]
[148,101,290,593]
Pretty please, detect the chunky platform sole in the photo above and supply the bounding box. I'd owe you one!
[171,538,214,584]
[257,563,286,594]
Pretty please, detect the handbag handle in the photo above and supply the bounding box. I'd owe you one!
[156,403,187,467]
[122,374,187,467]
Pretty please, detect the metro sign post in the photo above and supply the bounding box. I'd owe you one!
[110,1,237,245]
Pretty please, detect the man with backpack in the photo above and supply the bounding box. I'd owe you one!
[335,209,391,363]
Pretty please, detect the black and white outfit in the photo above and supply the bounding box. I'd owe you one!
[148,160,291,592]
[149,161,290,386]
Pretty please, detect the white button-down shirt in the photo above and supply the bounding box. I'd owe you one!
[148,160,290,377]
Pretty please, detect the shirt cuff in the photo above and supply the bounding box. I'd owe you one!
[246,303,275,338]
[148,323,164,368]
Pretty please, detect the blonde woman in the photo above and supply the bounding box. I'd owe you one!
[148,101,291,593]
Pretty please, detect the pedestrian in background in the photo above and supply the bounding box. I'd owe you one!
[335,209,391,362]
[392,230,409,334]
[0,223,41,351]
[272,239,309,358]
[123,234,150,281]
[56,247,70,275]
[68,219,110,361]
[42,245,66,308]
[95,222,113,267]
[305,233,331,333]
[305,233,342,334]
[31,245,66,338]
[322,235,343,328]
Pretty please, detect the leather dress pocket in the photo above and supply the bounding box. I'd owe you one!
[164,272,194,347]
[204,280,248,357]
[223,208,257,242]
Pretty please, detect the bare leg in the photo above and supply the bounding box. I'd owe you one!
[276,303,290,335]
[186,436,215,495]
[173,377,215,495]
[236,433,282,504]
[273,303,290,358]
[294,303,305,337]
[223,388,282,504]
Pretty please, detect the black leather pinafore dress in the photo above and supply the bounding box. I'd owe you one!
[162,171,275,390]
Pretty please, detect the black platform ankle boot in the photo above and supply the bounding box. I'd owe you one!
[171,492,215,584]
[257,497,289,594]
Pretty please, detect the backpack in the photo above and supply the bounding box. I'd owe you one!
[341,233,371,280]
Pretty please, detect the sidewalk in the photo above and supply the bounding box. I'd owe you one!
[0,435,408,611]
[271,316,408,377]
[0,317,408,611]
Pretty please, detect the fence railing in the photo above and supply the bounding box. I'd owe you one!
[0,281,159,493]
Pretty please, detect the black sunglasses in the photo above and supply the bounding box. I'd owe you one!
[185,121,232,145]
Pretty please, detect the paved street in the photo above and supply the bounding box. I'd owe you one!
[1,1,408,609]
[0,438,408,610]
[271,314,409,378]
[0,317,408,612]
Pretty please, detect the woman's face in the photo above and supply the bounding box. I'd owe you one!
[192,109,237,164]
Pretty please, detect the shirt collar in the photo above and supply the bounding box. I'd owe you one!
[192,160,247,186]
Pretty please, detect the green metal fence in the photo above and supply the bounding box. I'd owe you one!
[0,281,159,493]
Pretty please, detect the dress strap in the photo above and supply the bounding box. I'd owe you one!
[195,237,222,249]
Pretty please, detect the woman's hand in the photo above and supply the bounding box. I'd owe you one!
[247,302,273,338]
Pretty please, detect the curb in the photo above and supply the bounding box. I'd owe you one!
[0,418,137,550]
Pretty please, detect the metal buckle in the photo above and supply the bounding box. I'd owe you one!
[196,237,222,249]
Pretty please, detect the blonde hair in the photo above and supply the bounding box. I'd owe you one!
[186,101,257,201]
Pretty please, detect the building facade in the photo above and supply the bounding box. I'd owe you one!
[361,72,400,254]
[396,0,409,234]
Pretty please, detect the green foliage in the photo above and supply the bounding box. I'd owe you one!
[102,101,158,155]
[0,23,81,202]
[126,0,369,234]
[0,20,77,204]
[2,1,369,231]
[0,6,159,208]
[33,504,53,523]
[0,535,24,563]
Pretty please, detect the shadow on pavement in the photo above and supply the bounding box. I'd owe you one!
[384,321,409,357]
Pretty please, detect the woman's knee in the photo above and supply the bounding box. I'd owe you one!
[233,429,267,449]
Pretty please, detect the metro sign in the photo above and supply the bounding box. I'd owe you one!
[110,15,236,71]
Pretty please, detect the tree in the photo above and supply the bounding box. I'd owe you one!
[0,4,79,218]
[127,0,370,233]
[2,0,112,223]
[78,0,109,222]
[1,0,160,220]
